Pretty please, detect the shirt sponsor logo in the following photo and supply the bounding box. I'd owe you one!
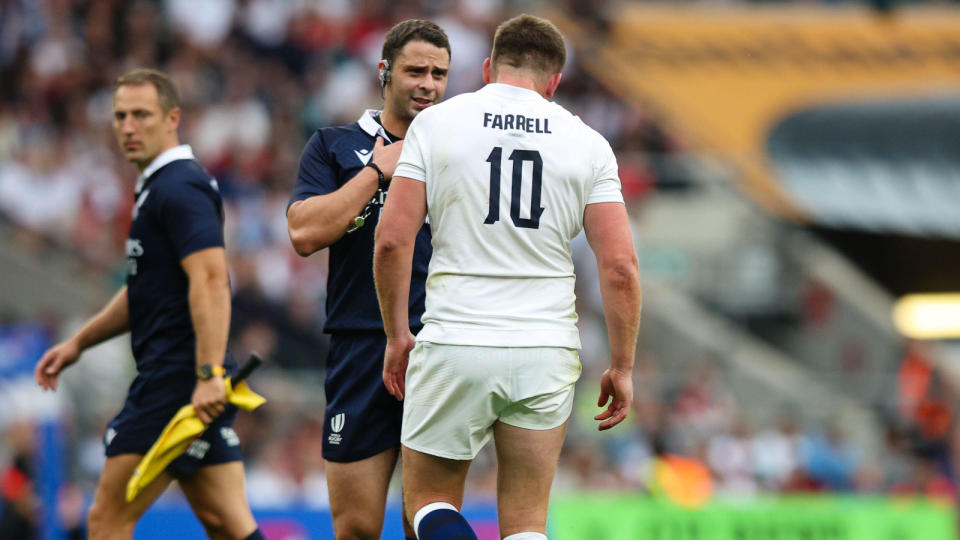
[328,413,345,445]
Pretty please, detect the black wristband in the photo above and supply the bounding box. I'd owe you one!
[364,161,387,189]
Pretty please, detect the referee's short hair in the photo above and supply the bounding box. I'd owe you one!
[114,68,180,113]
[381,19,451,67]
[491,14,566,76]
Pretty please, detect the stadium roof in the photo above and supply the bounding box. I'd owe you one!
[556,5,960,295]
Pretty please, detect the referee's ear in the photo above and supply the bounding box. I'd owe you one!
[165,106,182,133]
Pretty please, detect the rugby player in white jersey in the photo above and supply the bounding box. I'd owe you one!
[373,14,642,540]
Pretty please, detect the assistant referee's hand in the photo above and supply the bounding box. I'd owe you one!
[35,338,82,391]
[192,376,227,424]
[383,332,415,400]
[595,368,633,431]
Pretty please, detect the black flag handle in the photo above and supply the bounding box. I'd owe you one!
[233,352,263,384]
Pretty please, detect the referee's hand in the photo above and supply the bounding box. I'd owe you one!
[371,136,404,179]
[192,377,227,424]
[595,368,633,431]
[383,332,415,400]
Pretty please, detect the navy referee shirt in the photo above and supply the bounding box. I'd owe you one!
[289,110,431,333]
[126,145,236,374]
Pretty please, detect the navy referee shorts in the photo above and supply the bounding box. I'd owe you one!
[104,369,242,477]
[322,332,404,462]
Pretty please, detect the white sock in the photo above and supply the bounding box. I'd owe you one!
[413,501,459,539]
[503,533,548,540]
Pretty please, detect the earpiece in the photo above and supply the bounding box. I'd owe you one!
[378,59,391,89]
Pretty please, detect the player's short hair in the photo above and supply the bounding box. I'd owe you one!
[381,19,451,67]
[491,14,566,75]
[114,68,180,113]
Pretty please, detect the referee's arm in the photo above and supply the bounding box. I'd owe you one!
[288,137,402,255]
[287,165,382,254]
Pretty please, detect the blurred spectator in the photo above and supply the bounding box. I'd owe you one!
[751,414,802,491]
[707,418,758,497]
[164,0,236,49]
[669,359,736,452]
[0,421,37,539]
[56,482,86,540]
[801,423,860,491]
[889,454,955,501]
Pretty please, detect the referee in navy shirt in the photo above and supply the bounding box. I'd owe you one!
[286,20,450,540]
[35,69,263,540]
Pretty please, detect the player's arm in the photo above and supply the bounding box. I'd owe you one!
[583,202,642,430]
[373,176,426,400]
[287,137,404,255]
[182,246,231,424]
[35,286,130,391]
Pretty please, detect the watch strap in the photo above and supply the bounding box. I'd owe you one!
[196,364,226,380]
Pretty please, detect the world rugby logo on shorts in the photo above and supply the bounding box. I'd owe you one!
[329,413,345,445]
[331,413,346,433]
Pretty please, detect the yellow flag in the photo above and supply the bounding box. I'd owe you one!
[125,378,266,502]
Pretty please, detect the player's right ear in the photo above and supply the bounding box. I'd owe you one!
[543,72,562,99]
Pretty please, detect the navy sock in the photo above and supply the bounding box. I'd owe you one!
[417,508,478,540]
[243,529,265,540]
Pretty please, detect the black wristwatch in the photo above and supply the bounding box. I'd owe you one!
[196,364,226,380]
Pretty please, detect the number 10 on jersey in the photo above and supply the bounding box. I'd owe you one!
[484,146,544,229]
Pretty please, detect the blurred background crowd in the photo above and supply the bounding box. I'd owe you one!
[2,0,960,537]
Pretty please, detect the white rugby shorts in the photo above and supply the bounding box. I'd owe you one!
[401,342,581,460]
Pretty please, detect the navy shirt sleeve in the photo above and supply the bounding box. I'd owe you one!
[159,179,225,260]
[289,130,338,207]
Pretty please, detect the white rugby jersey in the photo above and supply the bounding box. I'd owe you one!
[394,83,624,348]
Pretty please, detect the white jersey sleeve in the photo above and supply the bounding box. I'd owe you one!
[588,141,624,205]
[395,116,427,182]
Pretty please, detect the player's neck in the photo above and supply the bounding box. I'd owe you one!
[492,75,544,97]
[484,59,558,98]
[494,76,537,91]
